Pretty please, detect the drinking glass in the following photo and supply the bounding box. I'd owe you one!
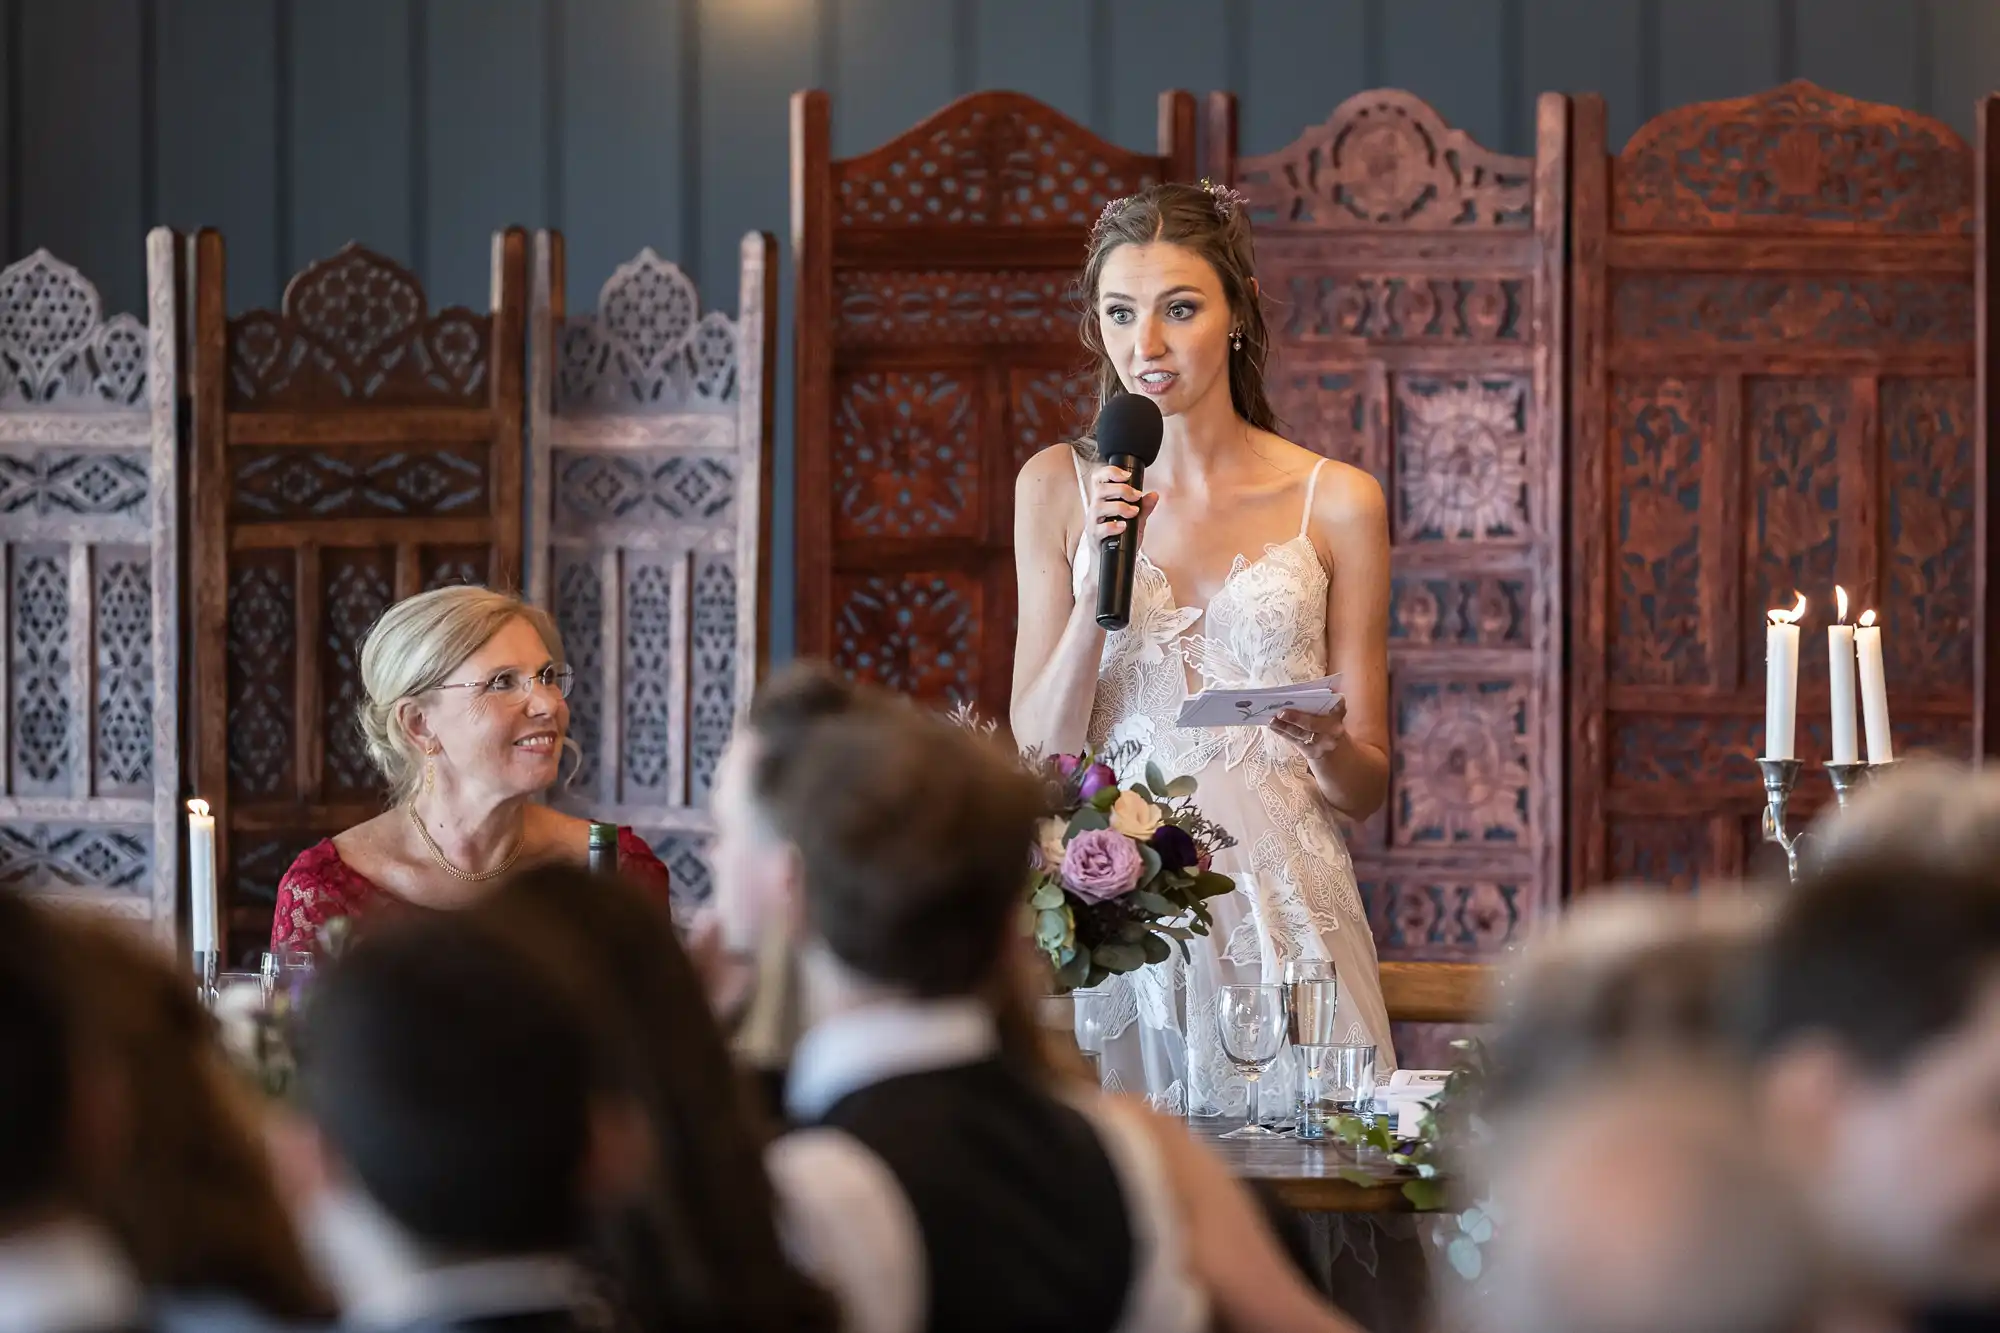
[1331,1043,1379,1120]
[1073,987,1109,1086]
[1038,991,1105,1086]
[1216,983,1288,1139]
[1288,978,1341,1139]
[261,950,316,1011]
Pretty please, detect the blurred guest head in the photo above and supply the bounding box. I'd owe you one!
[1485,888,1770,1117]
[471,865,837,1333]
[1809,759,2000,876]
[1479,1058,1816,1333]
[714,661,1045,1000]
[1743,859,2000,1307]
[54,915,331,1320]
[299,913,632,1260]
[357,584,574,808]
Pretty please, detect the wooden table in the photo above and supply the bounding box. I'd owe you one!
[1188,1119,1423,1213]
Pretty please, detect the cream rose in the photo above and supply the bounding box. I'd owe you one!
[1035,817,1069,871]
[1108,790,1164,840]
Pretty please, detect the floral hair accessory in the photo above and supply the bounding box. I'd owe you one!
[1198,178,1249,221]
[1089,194,1135,243]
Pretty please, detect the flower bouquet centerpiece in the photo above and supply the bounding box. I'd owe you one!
[1028,744,1239,991]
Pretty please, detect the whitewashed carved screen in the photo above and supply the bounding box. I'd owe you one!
[0,233,179,931]
[528,234,768,916]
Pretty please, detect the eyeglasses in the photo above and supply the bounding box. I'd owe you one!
[431,664,576,701]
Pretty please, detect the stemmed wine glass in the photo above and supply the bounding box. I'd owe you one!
[1217,983,1288,1139]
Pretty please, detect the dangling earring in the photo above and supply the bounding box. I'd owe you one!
[422,746,439,795]
[1231,328,1244,352]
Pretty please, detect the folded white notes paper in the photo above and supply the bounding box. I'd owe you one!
[1175,674,1343,728]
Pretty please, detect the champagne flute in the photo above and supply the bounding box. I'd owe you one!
[1217,983,1288,1139]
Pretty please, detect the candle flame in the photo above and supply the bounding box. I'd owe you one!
[1859,609,1877,628]
[186,798,209,818]
[1768,592,1807,626]
[1836,585,1849,623]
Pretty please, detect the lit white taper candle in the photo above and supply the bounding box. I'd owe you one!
[1856,610,1894,763]
[187,799,218,960]
[1828,586,1858,764]
[1764,593,1805,760]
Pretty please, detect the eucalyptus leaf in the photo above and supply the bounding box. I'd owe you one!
[1402,1178,1449,1212]
[1146,761,1168,794]
[1462,1209,1493,1244]
[1140,932,1170,964]
[1446,1236,1482,1280]
[1054,947,1091,990]
[1193,871,1237,899]
[1029,881,1065,910]
[1067,808,1110,837]
[1132,890,1177,916]
[1035,908,1070,949]
[1165,774,1198,798]
[1093,941,1145,972]
[1136,843,1163,881]
[1114,918,1146,945]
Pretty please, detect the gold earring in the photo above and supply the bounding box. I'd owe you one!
[422,747,438,794]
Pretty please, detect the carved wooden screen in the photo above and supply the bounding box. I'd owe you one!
[190,233,527,959]
[1571,82,1978,891]
[1208,92,1567,973]
[792,89,1197,720]
[0,233,180,932]
[526,231,776,918]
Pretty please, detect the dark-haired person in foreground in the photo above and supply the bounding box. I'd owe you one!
[292,914,647,1333]
[712,661,1365,1333]
[1743,860,2000,1333]
[0,890,147,1333]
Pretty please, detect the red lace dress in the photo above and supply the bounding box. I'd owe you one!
[269,828,672,951]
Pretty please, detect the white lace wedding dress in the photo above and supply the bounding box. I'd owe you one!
[1069,455,1395,1120]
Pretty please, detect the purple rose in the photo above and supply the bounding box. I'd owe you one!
[1151,823,1198,871]
[1062,828,1144,903]
[1055,753,1083,778]
[1077,762,1118,802]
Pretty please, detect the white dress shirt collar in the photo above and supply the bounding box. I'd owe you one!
[784,997,999,1123]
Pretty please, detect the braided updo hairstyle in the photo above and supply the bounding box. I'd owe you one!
[355,586,568,804]
[1075,181,1278,453]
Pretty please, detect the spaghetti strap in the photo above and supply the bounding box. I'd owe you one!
[1071,447,1092,513]
[1299,458,1328,538]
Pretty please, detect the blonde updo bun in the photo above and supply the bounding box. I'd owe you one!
[355,586,565,804]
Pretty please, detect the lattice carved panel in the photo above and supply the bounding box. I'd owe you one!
[1235,91,1532,229]
[649,830,714,920]
[421,545,489,591]
[1612,274,1971,348]
[1744,378,1846,691]
[1360,878,1523,960]
[553,450,736,528]
[0,824,150,894]
[1390,678,1531,847]
[833,571,982,705]
[837,270,1075,345]
[320,550,395,799]
[553,554,605,794]
[1390,575,1530,648]
[0,250,148,409]
[10,548,71,793]
[1393,375,1530,543]
[230,446,488,521]
[226,555,296,800]
[1269,366,1379,475]
[834,371,979,540]
[93,553,152,794]
[0,453,148,517]
[1277,275,1527,344]
[1605,817,1711,891]
[1008,367,1094,476]
[1610,376,1713,689]
[688,554,736,806]
[1882,378,1974,694]
[621,559,681,798]
[834,94,1162,227]
[558,249,738,413]
[227,245,489,406]
[1610,714,1765,787]
[1613,81,1972,235]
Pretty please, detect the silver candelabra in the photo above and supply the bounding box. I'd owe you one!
[1760,757,1902,883]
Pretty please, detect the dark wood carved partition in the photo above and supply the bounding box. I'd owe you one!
[1207,92,1568,978]
[527,231,776,918]
[1571,82,1979,892]
[792,89,1198,721]
[0,233,181,933]
[190,233,527,959]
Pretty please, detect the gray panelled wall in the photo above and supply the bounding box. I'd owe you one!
[5,0,2000,661]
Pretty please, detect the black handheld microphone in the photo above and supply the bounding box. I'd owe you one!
[1093,392,1165,631]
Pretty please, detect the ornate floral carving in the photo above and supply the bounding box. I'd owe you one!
[554,556,604,793]
[1391,679,1530,846]
[552,451,735,527]
[11,552,71,789]
[834,372,979,539]
[0,824,149,892]
[1278,274,1524,343]
[1612,274,1971,348]
[228,245,489,406]
[1237,91,1532,229]
[1390,575,1528,647]
[1008,368,1093,476]
[1610,714,1763,786]
[232,447,488,520]
[1612,377,1712,687]
[226,557,295,799]
[558,249,737,412]
[1361,879,1522,958]
[94,557,151,791]
[320,553,394,797]
[1882,378,1974,693]
[1748,379,1845,688]
[1394,376,1529,542]
[833,572,981,705]
[0,250,149,410]
[688,555,736,807]
[1269,366,1375,474]
[1606,817,1709,891]
[836,270,1076,345]
[0,452,148,517]
[835,93,1161,227]
[1615,81,1972,234]
[622,561,677,795]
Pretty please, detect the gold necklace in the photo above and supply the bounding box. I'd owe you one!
[406,804,525,883]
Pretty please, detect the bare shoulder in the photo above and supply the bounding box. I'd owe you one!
[330,810,406,879]
[1015,441,1089,541]
[529,803,592,848]
[1311,458,1387,528]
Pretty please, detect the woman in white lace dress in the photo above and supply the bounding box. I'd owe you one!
[1011,182,1395,1121]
